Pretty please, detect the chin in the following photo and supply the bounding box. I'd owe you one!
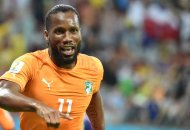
[63,58,75,64]
[62,54,78,64]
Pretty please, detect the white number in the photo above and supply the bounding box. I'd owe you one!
[66,99,72,116]
[58,98,73,116]
[58,98,64,112]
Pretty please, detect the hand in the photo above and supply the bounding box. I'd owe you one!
[35,103,72,128]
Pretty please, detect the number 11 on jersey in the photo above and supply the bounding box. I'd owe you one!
[58,98,73,116]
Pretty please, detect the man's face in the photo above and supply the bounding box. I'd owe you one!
[44,11,81,65]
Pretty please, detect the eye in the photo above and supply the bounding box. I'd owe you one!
[70,28,78,34]
[54,28,65,35]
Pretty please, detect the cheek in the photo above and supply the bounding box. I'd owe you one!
[49,35,62,45]
[73,34,81,43]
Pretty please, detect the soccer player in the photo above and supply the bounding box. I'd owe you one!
[0,4,104,130]
[0,109,15,130]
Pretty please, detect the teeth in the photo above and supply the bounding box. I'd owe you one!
[63,47,72,51]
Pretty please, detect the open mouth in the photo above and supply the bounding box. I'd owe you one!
[60,46,75,56]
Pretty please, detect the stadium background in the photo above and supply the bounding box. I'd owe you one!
[0,0,190,130]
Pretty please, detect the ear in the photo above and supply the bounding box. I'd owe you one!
[44,30,49,45]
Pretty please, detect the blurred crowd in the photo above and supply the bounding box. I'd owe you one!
[0,0,190,129]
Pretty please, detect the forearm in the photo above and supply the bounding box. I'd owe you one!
[86,91,105,130]
[0,80,38,112]
[0,89,39,112]
[0,80,72,128]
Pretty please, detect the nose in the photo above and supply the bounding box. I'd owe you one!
[63,31,72,44]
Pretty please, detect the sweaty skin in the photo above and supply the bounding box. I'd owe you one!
[0,80,72,129]
[0,7,105,130]
[44,11,81,69]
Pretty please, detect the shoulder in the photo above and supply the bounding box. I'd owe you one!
[12,49,47,67]
[78,53,104,74]
[79,53,103,67]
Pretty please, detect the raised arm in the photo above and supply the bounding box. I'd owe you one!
[0,80,71,128]
[86,91,105,130]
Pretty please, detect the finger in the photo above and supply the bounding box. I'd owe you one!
[54,112,60,124]
[53,123,60,129]
[47,122,60,128]
[59,113,73,120]
[51,112,60,125]
[49,114,56,125]
[43,115,51,127]
[47,123,59,129]
[48,112,60,128]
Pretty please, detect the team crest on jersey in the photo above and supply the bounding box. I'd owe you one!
[9,61,25,73]
[84,81,93,95]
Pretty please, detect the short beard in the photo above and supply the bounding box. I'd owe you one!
[50,43,81,66]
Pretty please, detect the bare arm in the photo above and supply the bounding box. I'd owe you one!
[86,91,105,130]
[0,80,39,112]
[0,80,72,128]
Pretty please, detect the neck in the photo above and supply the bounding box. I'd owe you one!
[48,49,76,69]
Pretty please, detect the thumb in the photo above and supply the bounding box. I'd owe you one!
[59,113,73,120]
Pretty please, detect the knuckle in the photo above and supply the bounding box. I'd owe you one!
[47,122,60,128]
[44,110,55,115]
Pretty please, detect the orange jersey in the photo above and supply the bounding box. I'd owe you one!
[0,109,15,130]
[0,49,103,130]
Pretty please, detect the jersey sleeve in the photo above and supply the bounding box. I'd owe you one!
[0,53,37,92]
[92,57,104,93]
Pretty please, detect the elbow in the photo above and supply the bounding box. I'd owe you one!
[0,88,10,101]
[0,89,13,110]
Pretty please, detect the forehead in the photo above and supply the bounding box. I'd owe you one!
[49,11,79,27]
